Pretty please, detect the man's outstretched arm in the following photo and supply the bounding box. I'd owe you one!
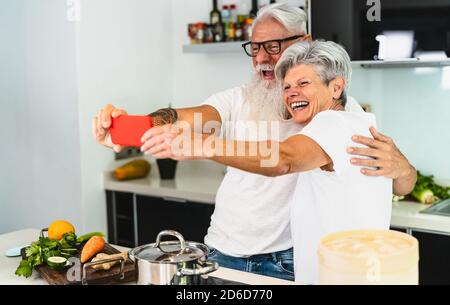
[92,104,221,152]
[149,106,221,127]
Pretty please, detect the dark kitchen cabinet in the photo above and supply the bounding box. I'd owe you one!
[106,191,215,247]
[106,191,136,248]
[389,226,407,233]
[311,0,450,60]
[412,230,450,285]
[390,226,450,285]
[136,195,215,245]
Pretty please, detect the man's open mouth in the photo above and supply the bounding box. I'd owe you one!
[290,101,310,111]
[262,70,275,78]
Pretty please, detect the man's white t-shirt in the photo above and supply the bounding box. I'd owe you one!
[202,85,365,257]
[292,110,392,284]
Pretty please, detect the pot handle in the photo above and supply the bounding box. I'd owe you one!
[155,230,186,251]
[177,260,219,276]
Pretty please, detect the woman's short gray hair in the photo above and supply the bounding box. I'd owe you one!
[275,40,352,104]
[253,3,308,35]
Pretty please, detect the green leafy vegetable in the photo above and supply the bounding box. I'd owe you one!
[15,259,33,277]
[77,232,104,244]
[410,171,450,204]
[15,231,104,278]
[412,188,435,204]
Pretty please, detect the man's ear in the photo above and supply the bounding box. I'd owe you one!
[330,77,345,100]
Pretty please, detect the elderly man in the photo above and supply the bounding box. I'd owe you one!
[93,3,417,281]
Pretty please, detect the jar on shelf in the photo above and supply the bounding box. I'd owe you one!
[204,24,214,43]
[195,22,206,43]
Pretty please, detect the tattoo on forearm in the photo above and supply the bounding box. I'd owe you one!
[149,108,178,126]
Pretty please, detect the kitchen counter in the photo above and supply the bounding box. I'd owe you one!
[104,159,225,204]
[391,200,450,233]
[0,229,293,285]
[105,160,450,235]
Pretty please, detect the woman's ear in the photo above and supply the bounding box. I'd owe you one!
[330,77,345,100]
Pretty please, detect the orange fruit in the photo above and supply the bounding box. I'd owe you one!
[48,220,75,240]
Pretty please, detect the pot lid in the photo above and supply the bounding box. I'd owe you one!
[130,230,207,263]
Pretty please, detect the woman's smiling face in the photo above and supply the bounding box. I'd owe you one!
[283,64,344,125]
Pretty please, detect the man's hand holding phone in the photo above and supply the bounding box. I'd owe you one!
[92,104,128,152]
[92,104,155,152]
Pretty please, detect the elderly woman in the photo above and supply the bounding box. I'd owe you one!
[144,41,392,284]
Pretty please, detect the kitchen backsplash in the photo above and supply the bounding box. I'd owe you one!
[349,66,450,182]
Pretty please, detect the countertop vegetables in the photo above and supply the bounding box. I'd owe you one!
[47,220,75,240]
[410,171,450,204]
[113,159,151,181]
[46,256,68,270]
[90,252,129,270]
[80,236,106,263]
[77,232,105,244]
[15,231,104,278]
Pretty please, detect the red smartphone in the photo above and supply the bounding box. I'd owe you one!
[110,115,153,147]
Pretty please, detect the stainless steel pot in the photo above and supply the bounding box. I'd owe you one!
[128,230,219,285]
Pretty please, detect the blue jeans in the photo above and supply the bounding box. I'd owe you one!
[207,247,295,281]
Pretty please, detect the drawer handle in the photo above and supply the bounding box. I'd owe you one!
[162,196,188,203]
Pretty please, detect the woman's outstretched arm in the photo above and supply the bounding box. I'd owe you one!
[208,135,331,176]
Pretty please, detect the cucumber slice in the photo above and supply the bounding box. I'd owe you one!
[47,256,68,270]
[61,248,78,254]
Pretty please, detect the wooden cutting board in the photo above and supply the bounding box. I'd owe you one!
[31,244,136,285]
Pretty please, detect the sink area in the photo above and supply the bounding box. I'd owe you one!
[420,199,450,217]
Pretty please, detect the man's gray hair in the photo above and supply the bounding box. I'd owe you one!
[253,3,308,35]
[275,40,352,104]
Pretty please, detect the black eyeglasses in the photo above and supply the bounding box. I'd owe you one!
[241,35,305,57]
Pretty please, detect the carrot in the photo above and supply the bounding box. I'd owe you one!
[80,236,105,263]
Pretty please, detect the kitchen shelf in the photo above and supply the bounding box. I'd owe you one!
[182,42,244,54]
[352,59,450,68]
[182,43,450,69]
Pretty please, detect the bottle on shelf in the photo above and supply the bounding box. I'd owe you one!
[204,24,214,43]
[213,22,225,42]
[196,22,206,44]
[249,0,259,19]
[235,21,243,41]
[237,1,249,24]
[210,0,222,25]
[227,22,236,42]
[222,4,230,23]
[222,4,230,42]
[230,4,237,23]
[243,18,254,41]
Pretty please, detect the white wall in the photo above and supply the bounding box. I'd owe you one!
[0,0,82,233]
[75,0,173,233]
[349,66,450,181]
[0,0,173,234]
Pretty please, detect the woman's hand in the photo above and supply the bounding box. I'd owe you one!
[140,124,203,160]
[347,126,417,195]
[92,104,128,153]
[140,124,177,158]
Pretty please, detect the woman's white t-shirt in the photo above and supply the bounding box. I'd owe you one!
[291,110,393,284]
[202,86,366,257]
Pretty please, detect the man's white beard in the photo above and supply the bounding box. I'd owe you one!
[244,72,289,122]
